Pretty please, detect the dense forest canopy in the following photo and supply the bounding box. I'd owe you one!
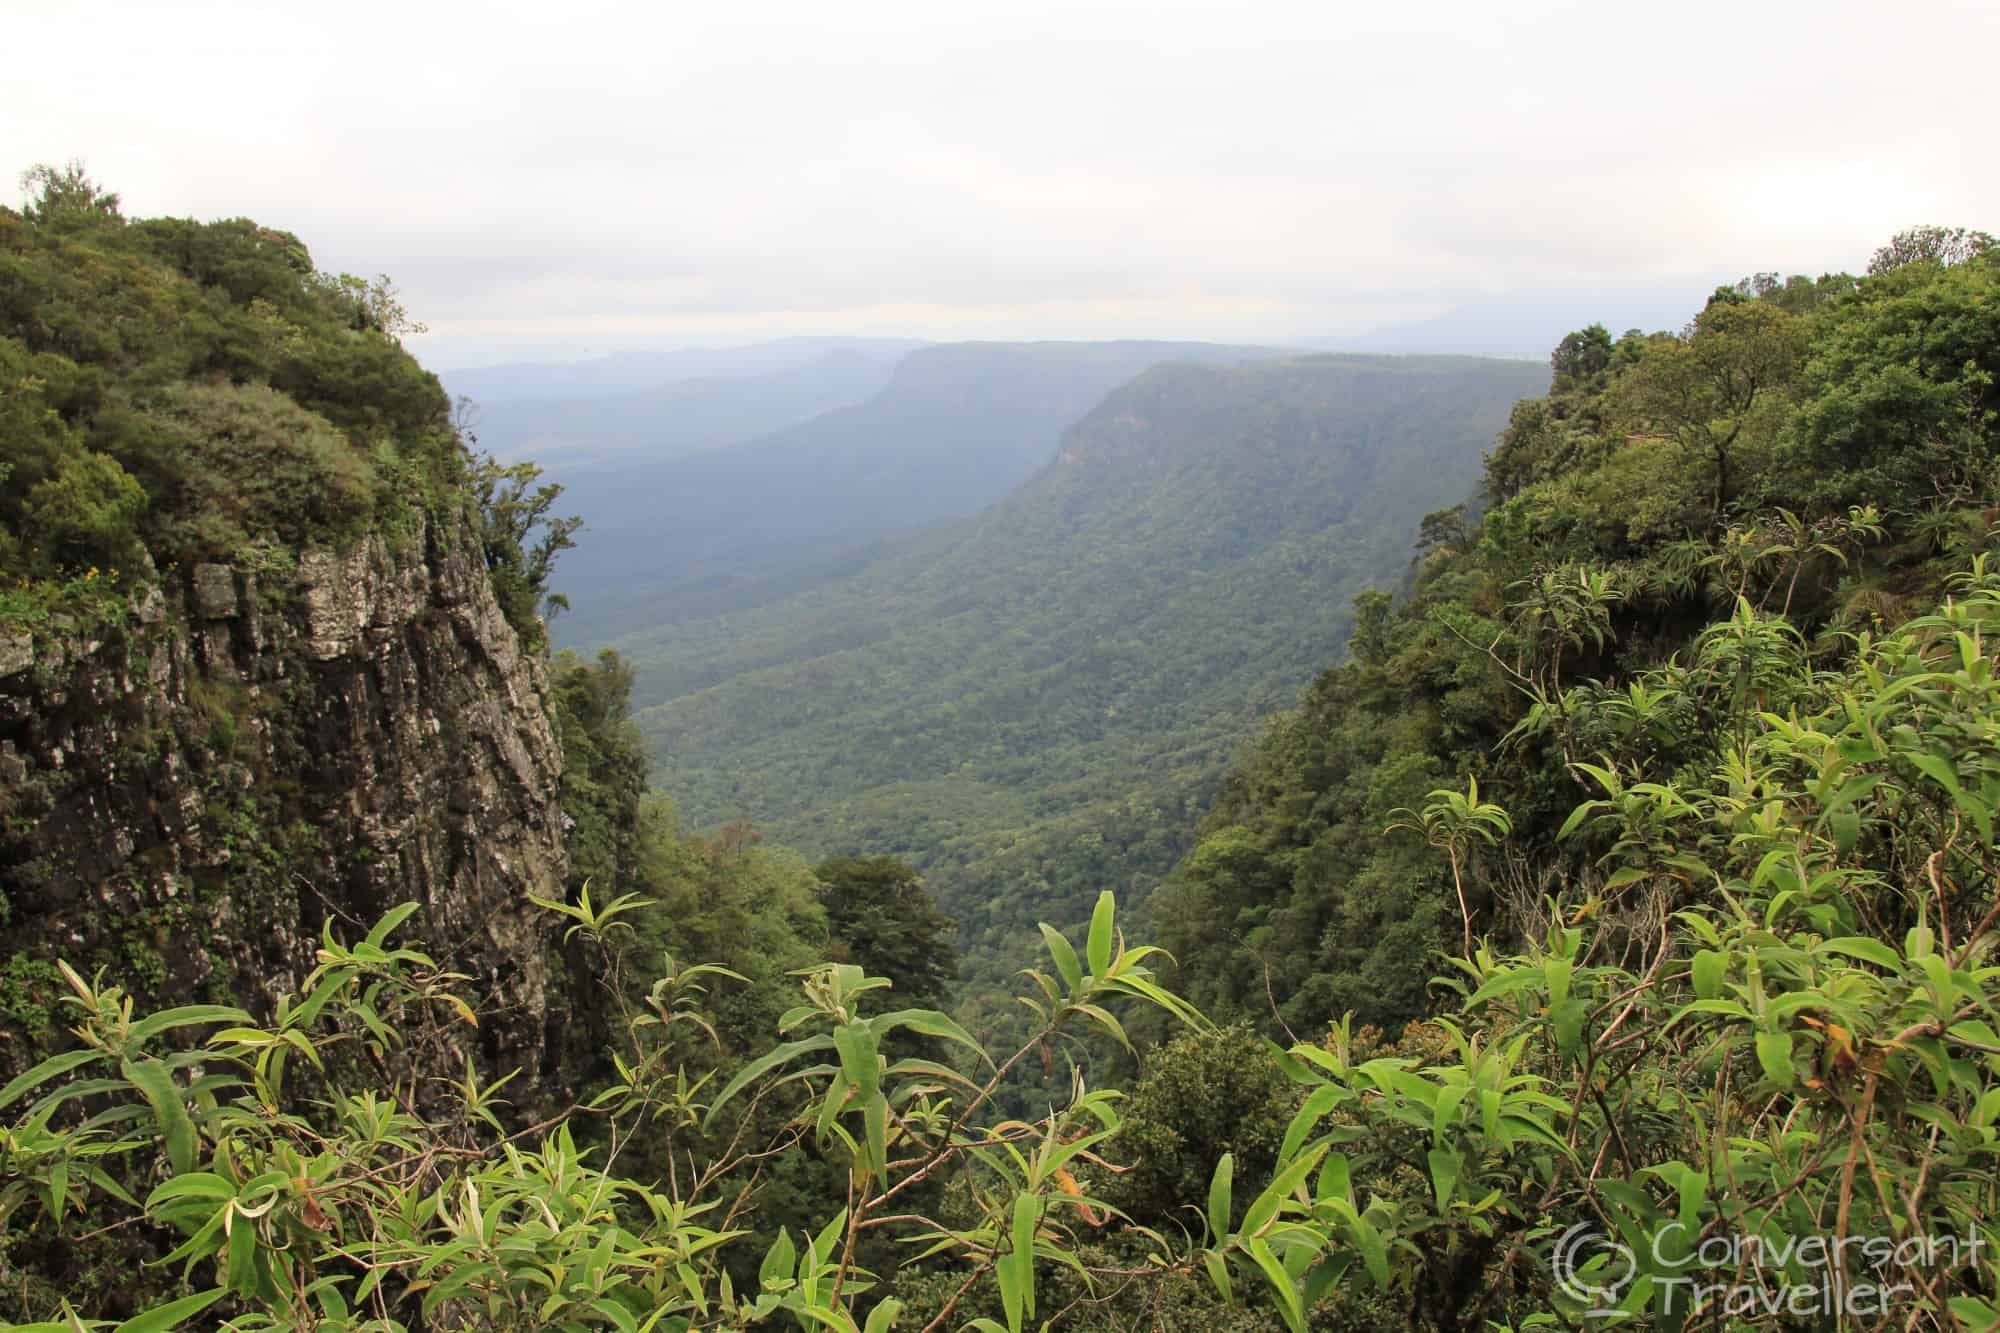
[6,171,2000,1329]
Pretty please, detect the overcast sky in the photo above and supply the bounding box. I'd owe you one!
[7,0,1992,367]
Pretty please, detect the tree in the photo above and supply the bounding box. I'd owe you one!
[314,271,428,340]
[1616,299,1806,522]
[814,856,958,1007]
[1549,323,1613,394]
[1100,1022,1299,1229]
[23,449,147,572]
[469,446,582,648]
[1388,777,1511,957]
[1792,248,2000,506]
[1414,504,1472,560]
[1867,224,1995,275]
[18,160,121,228]
[551,649,650,894]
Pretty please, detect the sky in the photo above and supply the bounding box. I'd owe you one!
[6,0,1993,368]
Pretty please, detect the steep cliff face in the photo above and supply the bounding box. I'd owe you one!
[0,508,574,1096]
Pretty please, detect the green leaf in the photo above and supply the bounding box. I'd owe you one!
[1820,936,1901,970]
[225,1205,258,1293]
[146,1173,234,1207]
[1427,1147,1462,1211]
[1206,1152,1234,1239]
[1431,1081,1469,1144]
[702,1035,835,1129]
[870,1008,990,1066]
[1463,966,1545,1009]
[1314,1151,1352,1207]
[864,1093,889,1187]
[120,1056,196,1175]
[1039,923,1082,995]
[759,1228,796,1290]
[1691,950,1725,1000]
[832,1023,880,1101]
[1010,1192,1039,1324]
[1950,1297,2000,1327]
[995,1194,1036,1333]
[1203,1251,1233,1305]
[1545,957,1572,1007]
[113,1288,227,1332]
[863,1298,904,1333]
[1281,1084,1343,1162]
[1241,1142,1327,1238]
[590,1299,639,1333]
[364,901,422,949]
[996,1253,1023,1333]
[1244,1237,1307,1333]
[1086,891,1115,977]
[1346,1213,1390,1286]
[127,1004,254,1046]
[1755,1030,1795,1088]
[0,1048,102,1112]
[1072,1002,1132,1053]
[1552,998,1589,1056]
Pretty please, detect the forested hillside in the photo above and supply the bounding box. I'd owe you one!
[10,174,2000,1331]
[612,354,1545,1004]
[1156,237,2000,1039]
[542,339,1287,642]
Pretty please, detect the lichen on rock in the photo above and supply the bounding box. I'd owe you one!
[0,509,576,1101]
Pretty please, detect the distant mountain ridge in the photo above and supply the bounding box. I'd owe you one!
[549,339,1292,642]
[461,349,905,467]
[1318,285,1718,359]
[440,336,929,403]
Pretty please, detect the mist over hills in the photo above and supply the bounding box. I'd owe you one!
[440,336,928,404]
[606,352,1547,989]
[456,348,904,467]
[543,339,1291,641]
[1311,284,1720,359]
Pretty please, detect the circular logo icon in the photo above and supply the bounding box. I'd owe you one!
[1553,1221,1638,1314]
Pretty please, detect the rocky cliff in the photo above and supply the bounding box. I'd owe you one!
[0,508,576,1097]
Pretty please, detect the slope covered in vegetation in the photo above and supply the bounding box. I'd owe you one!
[0,167,465,607]
[1156,232,2000,1038]
[613,353,1544,1004]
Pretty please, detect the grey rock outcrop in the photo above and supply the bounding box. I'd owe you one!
[0,510,573,1097]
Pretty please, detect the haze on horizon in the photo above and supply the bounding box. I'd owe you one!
[7,0,1991,368]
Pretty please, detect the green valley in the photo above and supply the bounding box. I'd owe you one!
[603,353,1546,1001]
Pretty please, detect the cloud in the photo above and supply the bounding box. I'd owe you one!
[8,0,1991,364]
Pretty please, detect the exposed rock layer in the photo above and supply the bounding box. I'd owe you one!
[0,511,572,1095]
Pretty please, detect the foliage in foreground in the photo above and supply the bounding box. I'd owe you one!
[1158,232,2000,1040]
[10,555,2000,1326]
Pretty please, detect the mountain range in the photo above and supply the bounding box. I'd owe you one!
[592,352,1547,993]
[525,339,1294,641]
